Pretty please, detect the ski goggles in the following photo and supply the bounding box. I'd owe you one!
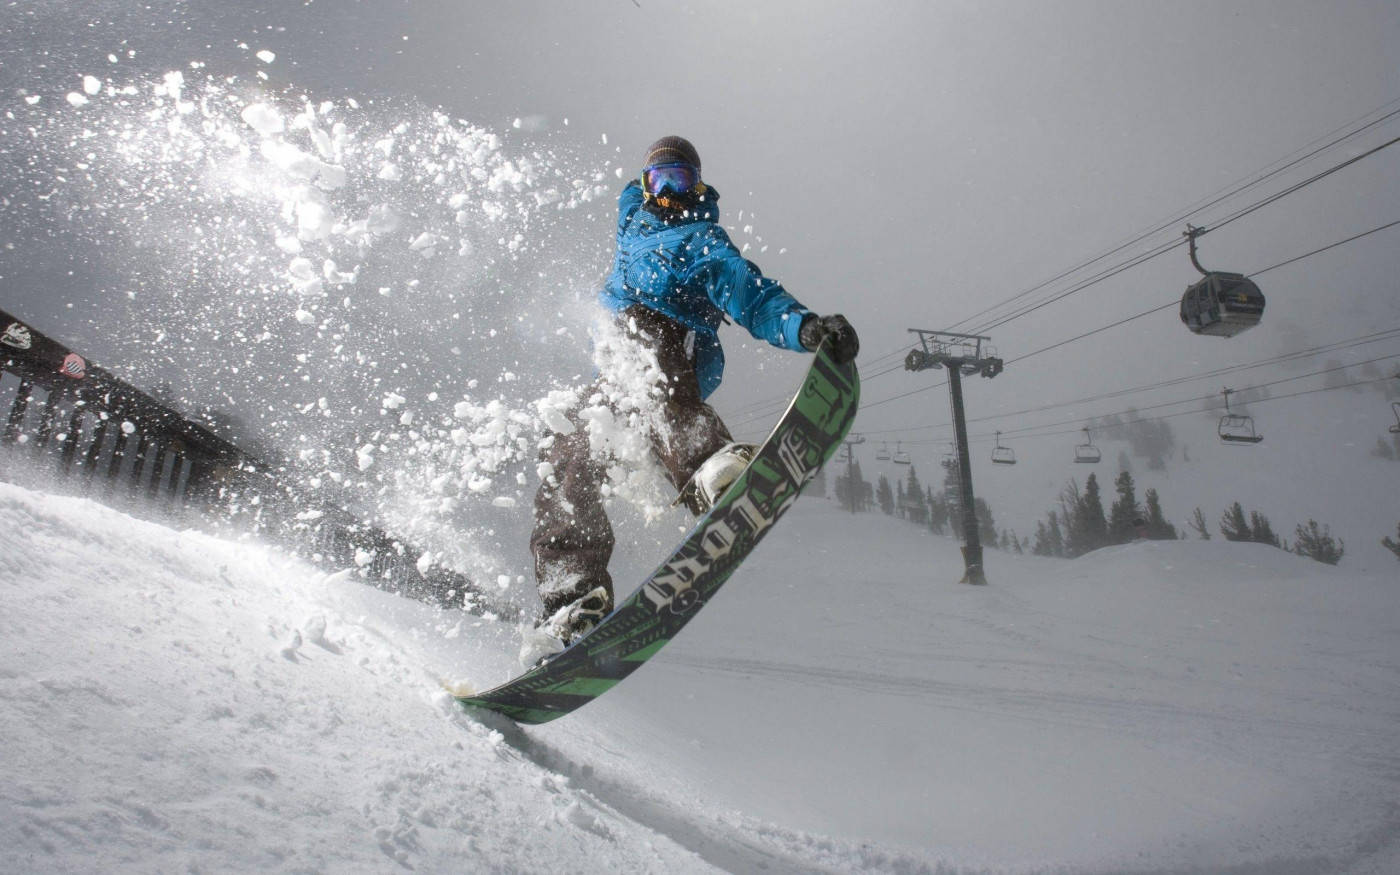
[641,162,701,196]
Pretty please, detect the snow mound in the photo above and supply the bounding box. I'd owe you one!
[3,481,1399,873]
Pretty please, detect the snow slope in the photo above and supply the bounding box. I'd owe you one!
[2,480,1399,874]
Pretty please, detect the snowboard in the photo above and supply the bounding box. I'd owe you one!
[454,342,859,724]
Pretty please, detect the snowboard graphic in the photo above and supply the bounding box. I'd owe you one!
[455,343,859,724]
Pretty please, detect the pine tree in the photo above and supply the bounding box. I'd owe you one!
[1382,523,1400,561]
[1293,519,1344,565]
[1108,470,1141,544]
[1046,512,1065,556]
[1032,512,1066,557]
[1063,473,1109,557]
[928,489,949,535]
[1372,437,1396,461]
[1011,531,1024,554]
[895,480,906,518]
[975,497,996,546]
[1248,511,1281,548]
[904,465,928,523]
[1220,502,1251,541]
[1142,489,1177,540]
[1187,506,1210,540]
[835,461,868,513]
[876,475,895,515]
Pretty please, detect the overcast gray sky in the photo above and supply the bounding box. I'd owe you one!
[3,0,1398,467]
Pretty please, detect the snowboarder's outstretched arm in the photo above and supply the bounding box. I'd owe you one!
[692,226,859,364]
[692,225,811,351]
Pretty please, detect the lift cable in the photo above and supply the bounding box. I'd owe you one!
[968,135,1400,337]
[1004,217,1400,368]
[836,217,1400,420]
[947,102,1400,334]
[1247,217,1400,278]
[725,125,1400,428]
[901,351,1400,448]
[855,327,1400,440]
[951,372,1398,449]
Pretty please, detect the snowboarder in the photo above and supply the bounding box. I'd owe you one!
[523,136,858,662]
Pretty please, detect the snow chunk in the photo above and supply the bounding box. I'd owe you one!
[66,92,89,107]
[82,75,102,95]
[240,102,285,136]
[356,445,375,471]
[535,390,578,436]
[256,49,276,64]
[288,258,324,297]
[365,205,402,236]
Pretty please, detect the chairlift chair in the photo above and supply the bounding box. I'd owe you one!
[875,442,892,462]
[1178,226,1265,337]
[1074,427,1101,464]
[991,431,1016,465]
[892,441,911,465]
[1218,387,1263,444]
[1390,401,1400,435]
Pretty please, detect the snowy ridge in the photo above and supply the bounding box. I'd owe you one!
[4,479,1399,873]
[0,482,935,873]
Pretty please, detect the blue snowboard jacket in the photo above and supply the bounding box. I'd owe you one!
[598,180,812,400]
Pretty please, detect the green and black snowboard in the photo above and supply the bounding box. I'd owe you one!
[455,342,859,724]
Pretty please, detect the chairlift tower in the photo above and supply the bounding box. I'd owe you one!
[905,329,1004,585]
[838,433,865,514]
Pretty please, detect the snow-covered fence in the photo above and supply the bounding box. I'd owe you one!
[0,308,498,615]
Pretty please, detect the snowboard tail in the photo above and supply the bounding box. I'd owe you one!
[455,345,858,724]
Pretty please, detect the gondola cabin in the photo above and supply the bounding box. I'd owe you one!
[1180,271,1265,337]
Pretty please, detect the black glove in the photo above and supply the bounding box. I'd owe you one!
[799,314,859,364]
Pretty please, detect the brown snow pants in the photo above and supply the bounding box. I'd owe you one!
[529,306,733,619]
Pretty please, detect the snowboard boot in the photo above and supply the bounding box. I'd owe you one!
[518,586,613,668]
[677,442,757,515]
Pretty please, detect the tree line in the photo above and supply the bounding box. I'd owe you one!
[832,460,1379,566]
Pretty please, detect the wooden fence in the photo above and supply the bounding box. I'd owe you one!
[1,307,507,617]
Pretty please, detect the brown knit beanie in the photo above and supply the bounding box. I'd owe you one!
[643,136,701,170]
